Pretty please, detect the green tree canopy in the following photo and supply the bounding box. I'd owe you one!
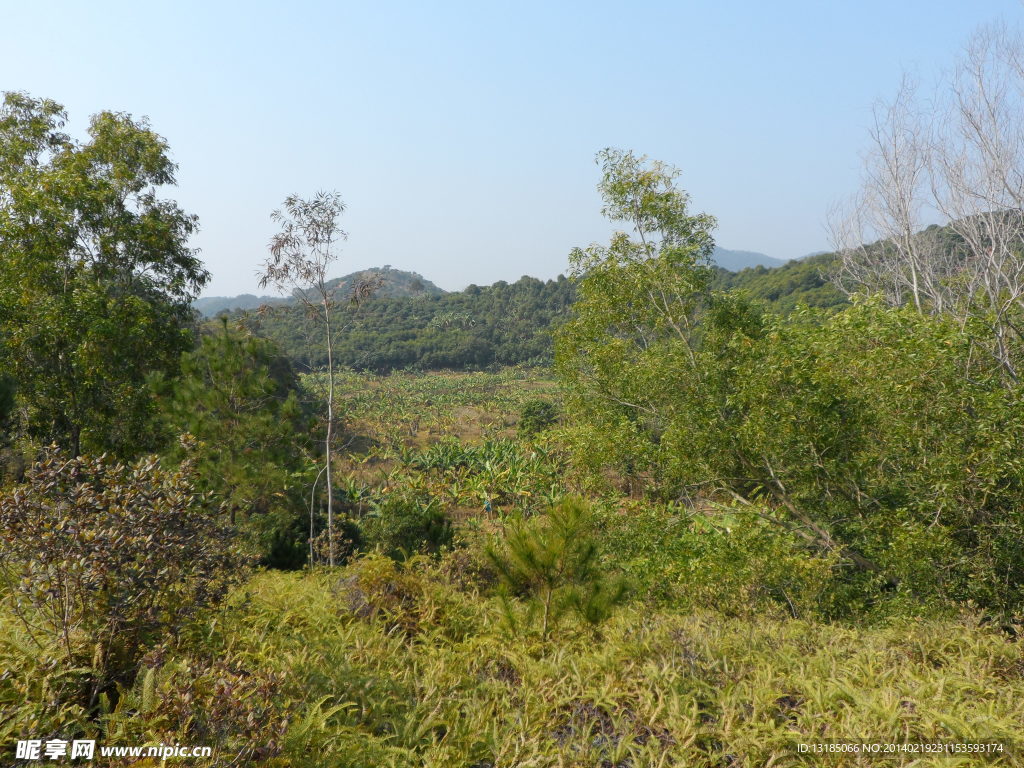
[0,92,207,457]
[557,149,1024,615]
[556,148,734,485]
[157,320,313,567]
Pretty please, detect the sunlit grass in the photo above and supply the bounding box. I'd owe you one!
[129,569,1024,766]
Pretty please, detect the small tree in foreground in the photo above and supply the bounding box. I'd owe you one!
[259,191,346,566]
[0,445,241,711]
[486,498,629,638]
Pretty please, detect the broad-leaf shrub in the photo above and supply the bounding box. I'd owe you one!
[562,291,1024,614]
[556,150,1024,614]
[338,552,478,639]
[0,445,241,710]
[517,398,559,436]
[105,654,292,766]
[592,501,839,617]
[360,493,452,560]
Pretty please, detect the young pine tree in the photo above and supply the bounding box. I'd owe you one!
[486,498,629,638]
[156,319,313,566]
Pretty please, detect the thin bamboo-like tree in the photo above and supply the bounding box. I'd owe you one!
[259,191,346,566]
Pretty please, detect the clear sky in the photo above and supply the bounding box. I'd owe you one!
[3,0,1021,295]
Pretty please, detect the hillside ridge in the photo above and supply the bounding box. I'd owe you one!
[195,266,445,317]
[195,249,795,317]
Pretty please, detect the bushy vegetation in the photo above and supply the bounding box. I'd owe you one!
[565,295,1024,615]
[4,563,1021,766]
[557,149,1024,619]
[517,397,560,436]
[359,494,452,560]
[0,447,240,719]
[4,362,1024,764]
[155,319,314,567]
[4,92,1024,766]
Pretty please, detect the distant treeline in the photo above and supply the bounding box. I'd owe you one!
[714,251,847,311]
[226,257,855,372]
[232,275,578,372]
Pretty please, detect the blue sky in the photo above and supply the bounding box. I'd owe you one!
[3,0,1020,295]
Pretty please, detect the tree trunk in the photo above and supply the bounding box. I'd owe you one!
[324,297,336,567]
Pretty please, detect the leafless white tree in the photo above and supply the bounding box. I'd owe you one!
[831,23,1024,382]
[933,24,1024,379]
[830,77,936,310]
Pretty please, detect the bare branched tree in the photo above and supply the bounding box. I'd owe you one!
[828,77,954,310]
[259,191,346,566]
[933,24,1024,379]
[831,23,1024,382]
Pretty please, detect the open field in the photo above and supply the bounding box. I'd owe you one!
[321,368,559,447]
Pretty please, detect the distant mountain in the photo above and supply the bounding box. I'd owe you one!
[193,266,445,317]
[712,246,786,271]
[192,294,291,317]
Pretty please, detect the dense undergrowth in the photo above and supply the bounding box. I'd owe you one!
[4,563,1023,767]
[3,370,1023,766]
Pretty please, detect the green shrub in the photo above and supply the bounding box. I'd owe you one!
[517,398,559,436]
[593,500,839,617]
[102,654,292,766]
[678,511,841,618]
[310,517,364,565]
[0,445,241,712]
[555,148,1024,615]
[561,272,1024,615]
[338,552,478,639]
[156,319,314,567]
[360,494,452,560]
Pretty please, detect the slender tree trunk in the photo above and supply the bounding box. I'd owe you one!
[906,236,922,311]
[323,295,335,567]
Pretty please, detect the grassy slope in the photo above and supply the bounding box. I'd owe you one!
[7,566,1017,767]
[29,566,1024,766]
[235,568,1023,767]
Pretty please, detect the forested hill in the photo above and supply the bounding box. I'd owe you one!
[317,266,446,300]
[233,274,576,372]
[223,254,851,372]
[197,253,785,317]
[713,251,847,312]
[194,266,444,316]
